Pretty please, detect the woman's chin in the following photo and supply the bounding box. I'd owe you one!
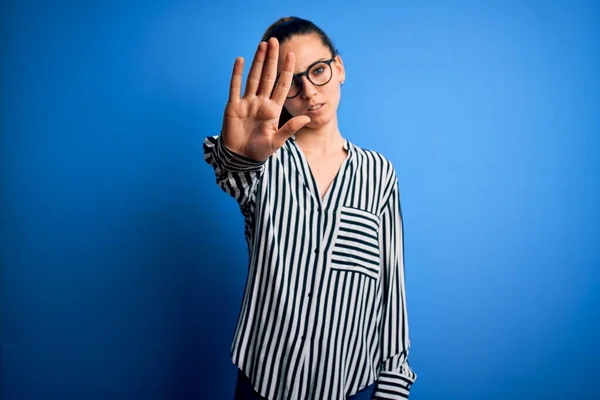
[303,114,332,130]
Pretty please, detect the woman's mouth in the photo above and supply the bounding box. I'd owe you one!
[308,103,325,112]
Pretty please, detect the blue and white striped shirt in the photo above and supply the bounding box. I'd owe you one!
[204,134,416,400]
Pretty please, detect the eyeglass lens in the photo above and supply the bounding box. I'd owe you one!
[287,62,332,98]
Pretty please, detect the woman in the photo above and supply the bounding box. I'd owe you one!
[204,17,416,400]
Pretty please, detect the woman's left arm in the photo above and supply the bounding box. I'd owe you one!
[374,173,417,399]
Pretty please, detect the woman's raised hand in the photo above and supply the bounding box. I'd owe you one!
[220,38,310,161]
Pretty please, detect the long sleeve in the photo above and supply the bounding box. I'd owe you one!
[374,174,417,399]
[203,134,266,208]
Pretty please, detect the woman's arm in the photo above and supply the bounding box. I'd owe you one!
[374,171,417,399]
[204,38,310,209]
[203,134,266,208]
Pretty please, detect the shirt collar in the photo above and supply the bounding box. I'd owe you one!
[289,134,353,155]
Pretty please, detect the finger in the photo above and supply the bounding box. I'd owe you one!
[244,41,267,97]
[228,57,244,104]
[271,52,295,106]
[257,38,279,97]
[274,115,311,146]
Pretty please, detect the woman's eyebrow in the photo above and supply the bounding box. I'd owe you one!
[276,57,329,77]
[294,57,329,73]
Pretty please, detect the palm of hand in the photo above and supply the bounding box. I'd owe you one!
[222,97,282,161]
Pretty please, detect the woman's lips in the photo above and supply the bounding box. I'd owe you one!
[307,103,325,113]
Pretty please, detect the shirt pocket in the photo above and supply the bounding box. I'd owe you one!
[330,206,381,280]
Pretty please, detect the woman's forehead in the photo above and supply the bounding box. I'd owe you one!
[278,34,331,72]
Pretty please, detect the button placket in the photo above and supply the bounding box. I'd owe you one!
[303,205,325,344]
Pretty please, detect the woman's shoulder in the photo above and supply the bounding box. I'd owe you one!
[348,140,398,181]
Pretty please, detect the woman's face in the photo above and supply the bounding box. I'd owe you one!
[278,33,345,129]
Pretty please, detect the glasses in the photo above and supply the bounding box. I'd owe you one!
[276,58,336,99]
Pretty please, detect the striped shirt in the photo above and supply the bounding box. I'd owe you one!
[204,134,416,400]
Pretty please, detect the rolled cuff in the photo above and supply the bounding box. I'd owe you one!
[213,135,266,173]
[373,369,415,399]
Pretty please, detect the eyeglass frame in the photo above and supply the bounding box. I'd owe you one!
[277,57,337,99]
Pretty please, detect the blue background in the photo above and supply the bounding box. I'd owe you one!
[2,0,599,399]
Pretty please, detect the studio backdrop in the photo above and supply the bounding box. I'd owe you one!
[2,0,599,399]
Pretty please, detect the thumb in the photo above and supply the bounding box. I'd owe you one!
[274,115,310,146]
